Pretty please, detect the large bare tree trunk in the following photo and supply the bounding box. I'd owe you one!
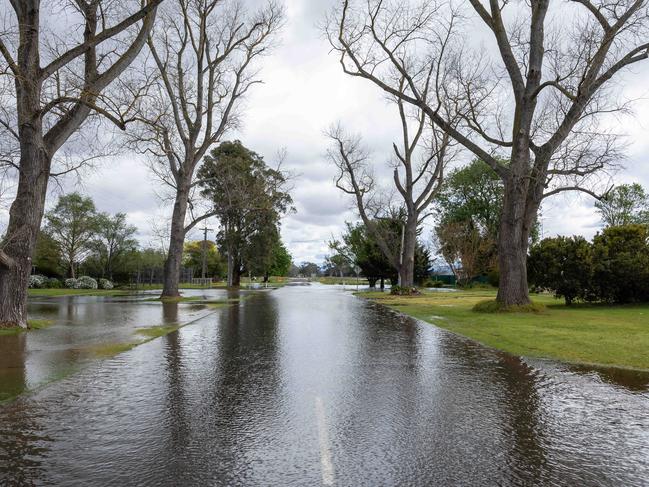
[496,200,531,306]
[161,184,189,298]
[0,139,49,329]
[397,220,417,287]
[0,21,48,328]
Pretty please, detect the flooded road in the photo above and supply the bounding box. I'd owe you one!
[1,285,648,485]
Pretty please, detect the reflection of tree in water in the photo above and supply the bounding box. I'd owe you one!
[209,291,281,470]
[0,333,27,401]
[570,363,649,392]
[432,334,548,484]
[161,301,189,454]
[162,301,179,325]
[0,378,52,484]
[495,354,548,484]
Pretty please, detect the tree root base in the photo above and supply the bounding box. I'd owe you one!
[473,299,545,314]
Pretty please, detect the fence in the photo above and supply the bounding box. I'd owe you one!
[127,267,194,289]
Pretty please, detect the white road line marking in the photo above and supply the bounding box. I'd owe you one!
[315,396,335,486]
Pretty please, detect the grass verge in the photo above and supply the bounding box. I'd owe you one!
[28,289,128,298]
[0,319,55,336]
[359,289,649,371]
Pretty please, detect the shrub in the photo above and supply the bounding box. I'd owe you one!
[422,278,444,288]
[65,278,78,289]
[591,225,649,303]
[46,277,62,289]
[28,275,47,289]
[528,236,593,305]
[390,285,421,296]
[486,269,500,288]
[76,276,98,290]
[98,279,114,290]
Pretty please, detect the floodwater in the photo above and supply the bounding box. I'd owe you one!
[1,284,648,485]
[0,289,237,401]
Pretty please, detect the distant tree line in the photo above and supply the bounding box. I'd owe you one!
[33,189,293,285]
[327,218,432,289]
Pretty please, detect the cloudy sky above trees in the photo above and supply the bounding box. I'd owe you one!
[2,0,648,264]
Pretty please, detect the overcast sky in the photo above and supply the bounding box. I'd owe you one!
[3,0,649,264]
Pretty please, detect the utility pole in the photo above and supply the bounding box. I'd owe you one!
[200,226,213,285]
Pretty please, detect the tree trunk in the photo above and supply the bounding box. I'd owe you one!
[496,177,533,307]
[368,277,377,289]
[397,220,417,288]
[0,141,50,329]
[231,254,242,287]
[161,183,189,298]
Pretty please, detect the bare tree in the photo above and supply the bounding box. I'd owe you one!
[0,0,163,328]
[130,0,284,297]
[327,87,453,287]
[328,0,649,306]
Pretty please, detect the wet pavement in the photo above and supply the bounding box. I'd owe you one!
[1,284,648,485]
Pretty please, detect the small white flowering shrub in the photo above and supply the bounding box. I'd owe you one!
[65,278,78,289]
[98,279,114,290]
[76,276,98,289]
[28,275,47,289]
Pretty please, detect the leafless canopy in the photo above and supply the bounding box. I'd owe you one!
[327,0,649,198]
[327,0,649,301]
[0,0,163,181]
[130,0,284,233]
[327,79,456,283]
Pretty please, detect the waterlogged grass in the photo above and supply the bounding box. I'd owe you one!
[360,289,649,371]
[85,342,138,358]
[0,319,55,336]
[135,325,182,339]
[27,319,55,329]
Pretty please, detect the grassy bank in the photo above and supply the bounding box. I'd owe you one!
[360,289,649,371]
[28,288,128,297]
[0,319,55,336]
[318,276,369,286]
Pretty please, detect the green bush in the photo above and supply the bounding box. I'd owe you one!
[486,269,500,288]
[527,225,649,304]
[591,225,649,303]
[422,278,444,288]
[528,236,593,305]
[46,277,62,289]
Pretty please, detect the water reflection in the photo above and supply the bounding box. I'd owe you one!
[0,293,223,400]
[0,334,26,401]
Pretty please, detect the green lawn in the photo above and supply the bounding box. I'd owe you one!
[318,276,369,286]
[28,288,128,297]
[360,289,649,371]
